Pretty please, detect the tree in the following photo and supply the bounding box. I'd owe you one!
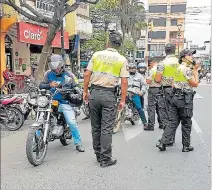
[81,29,106,52]
[1,0,99,81]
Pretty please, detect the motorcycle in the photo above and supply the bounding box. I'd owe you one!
[206,76,211,84]
[26,88,75,166]
[0,95,25,131]
[78,79,90,118]
[113,90,140,134]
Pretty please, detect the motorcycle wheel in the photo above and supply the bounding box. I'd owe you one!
[82,102,90,117]
[113,110,124,134]
[26,127,48,166]
[60,127,72,146]
[3,107,24,131]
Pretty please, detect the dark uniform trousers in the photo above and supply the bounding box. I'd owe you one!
[161,89,194,146]
[147,87,167,129]
[89,86,117,161]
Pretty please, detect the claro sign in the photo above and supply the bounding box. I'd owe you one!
[17,22,69,49]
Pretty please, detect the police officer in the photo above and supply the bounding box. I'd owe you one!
[128,63,148,129]
[146,57,165,130]
[83,31,129,168]
[157,49,199,152]
[155,43,179,145]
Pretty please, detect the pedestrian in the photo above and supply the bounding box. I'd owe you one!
[128,63,148,129]
[157,49,199,152]
[146,57,165,130]
[83,31,129,168]
[155,43,179,145]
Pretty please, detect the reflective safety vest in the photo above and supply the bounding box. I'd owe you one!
[174,65,188,82]
[151,65,157,80]
[92,51,125,78]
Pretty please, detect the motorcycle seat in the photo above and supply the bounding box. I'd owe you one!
[1,97,19,105]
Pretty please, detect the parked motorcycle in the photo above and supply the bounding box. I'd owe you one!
[26,87,77,166]
[113,90,140,134]
[0,96,24,131]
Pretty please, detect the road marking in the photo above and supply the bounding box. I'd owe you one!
[122,120,143,142]
[192,118,203,134]
[122,109,148,142]
[194,93,203,99]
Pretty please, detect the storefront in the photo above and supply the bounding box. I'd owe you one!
[17,22,70,76]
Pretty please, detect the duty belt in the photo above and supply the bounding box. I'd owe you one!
[91,84,115,93]
[173,88,196,96]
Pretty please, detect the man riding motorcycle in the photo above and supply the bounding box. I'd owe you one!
[137,62,147,76]
[128,63,148,129]
[39,54,85,152]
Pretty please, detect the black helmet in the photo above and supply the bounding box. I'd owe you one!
[66,87,83,107]
[180,49,196,58]
[165,43,176,54]
[179,49,196,65]
[109,31,122,47]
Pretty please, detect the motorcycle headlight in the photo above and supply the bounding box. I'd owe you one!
[37,96,48,108]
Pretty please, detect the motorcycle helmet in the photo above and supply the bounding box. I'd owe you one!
[49,54,65,75]
[128,63,137,75]
[66,87,83,107]
[137,62,147,75]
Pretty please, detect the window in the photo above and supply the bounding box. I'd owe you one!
[153,18,166,27]
[170,32,178,38]
[171,19,177,26]
[136,51,144,59]
[149,31,166,39]
[149,5,167,13]
[149,44,165,52]
[171,4,186,13]
[36,0,54,14]
[149,44,165,57]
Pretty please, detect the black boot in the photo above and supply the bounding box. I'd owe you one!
[143,124,154,131]
[182,145,194,152]
[100,157,117,168]
[156,142,166,151]
[96,154,101,162]
[76,145,85,152]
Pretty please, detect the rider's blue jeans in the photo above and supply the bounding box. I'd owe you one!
[132,94,147,125]
[59,104,82,145]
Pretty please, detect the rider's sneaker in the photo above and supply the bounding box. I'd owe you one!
[76,145,85,152]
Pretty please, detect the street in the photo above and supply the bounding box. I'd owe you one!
[1,84,211,190]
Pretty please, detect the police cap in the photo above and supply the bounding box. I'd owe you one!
[180,49,196,58]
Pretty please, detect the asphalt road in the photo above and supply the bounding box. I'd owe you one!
[1,83,211,190]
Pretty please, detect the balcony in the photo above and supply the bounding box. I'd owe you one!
[170,38,184,44]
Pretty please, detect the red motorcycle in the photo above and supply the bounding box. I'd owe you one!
[0,96,24,131]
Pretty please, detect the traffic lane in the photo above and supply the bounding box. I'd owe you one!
[193,86,211,150]
[1,120,32,138]
[2,120,210,189]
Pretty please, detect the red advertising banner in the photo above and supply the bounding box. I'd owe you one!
[17,22,69,49]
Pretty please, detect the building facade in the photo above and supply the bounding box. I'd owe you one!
[147,0,187,57]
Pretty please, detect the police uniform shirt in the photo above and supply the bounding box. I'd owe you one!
[146,65,161,88]
[87,48,129,88]
[156,55,179,86]
[174,63,194,90]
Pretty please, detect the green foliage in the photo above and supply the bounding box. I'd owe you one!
[81,30,106,52]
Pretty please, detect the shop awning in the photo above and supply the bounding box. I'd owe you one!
[17,22,69,49]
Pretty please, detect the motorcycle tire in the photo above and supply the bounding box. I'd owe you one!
[60,129,72,146]
[130,120,136,125]
[113,110,123,134]
[82,102,90,117]
[3,107,24,131]
[26,126,48,166]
